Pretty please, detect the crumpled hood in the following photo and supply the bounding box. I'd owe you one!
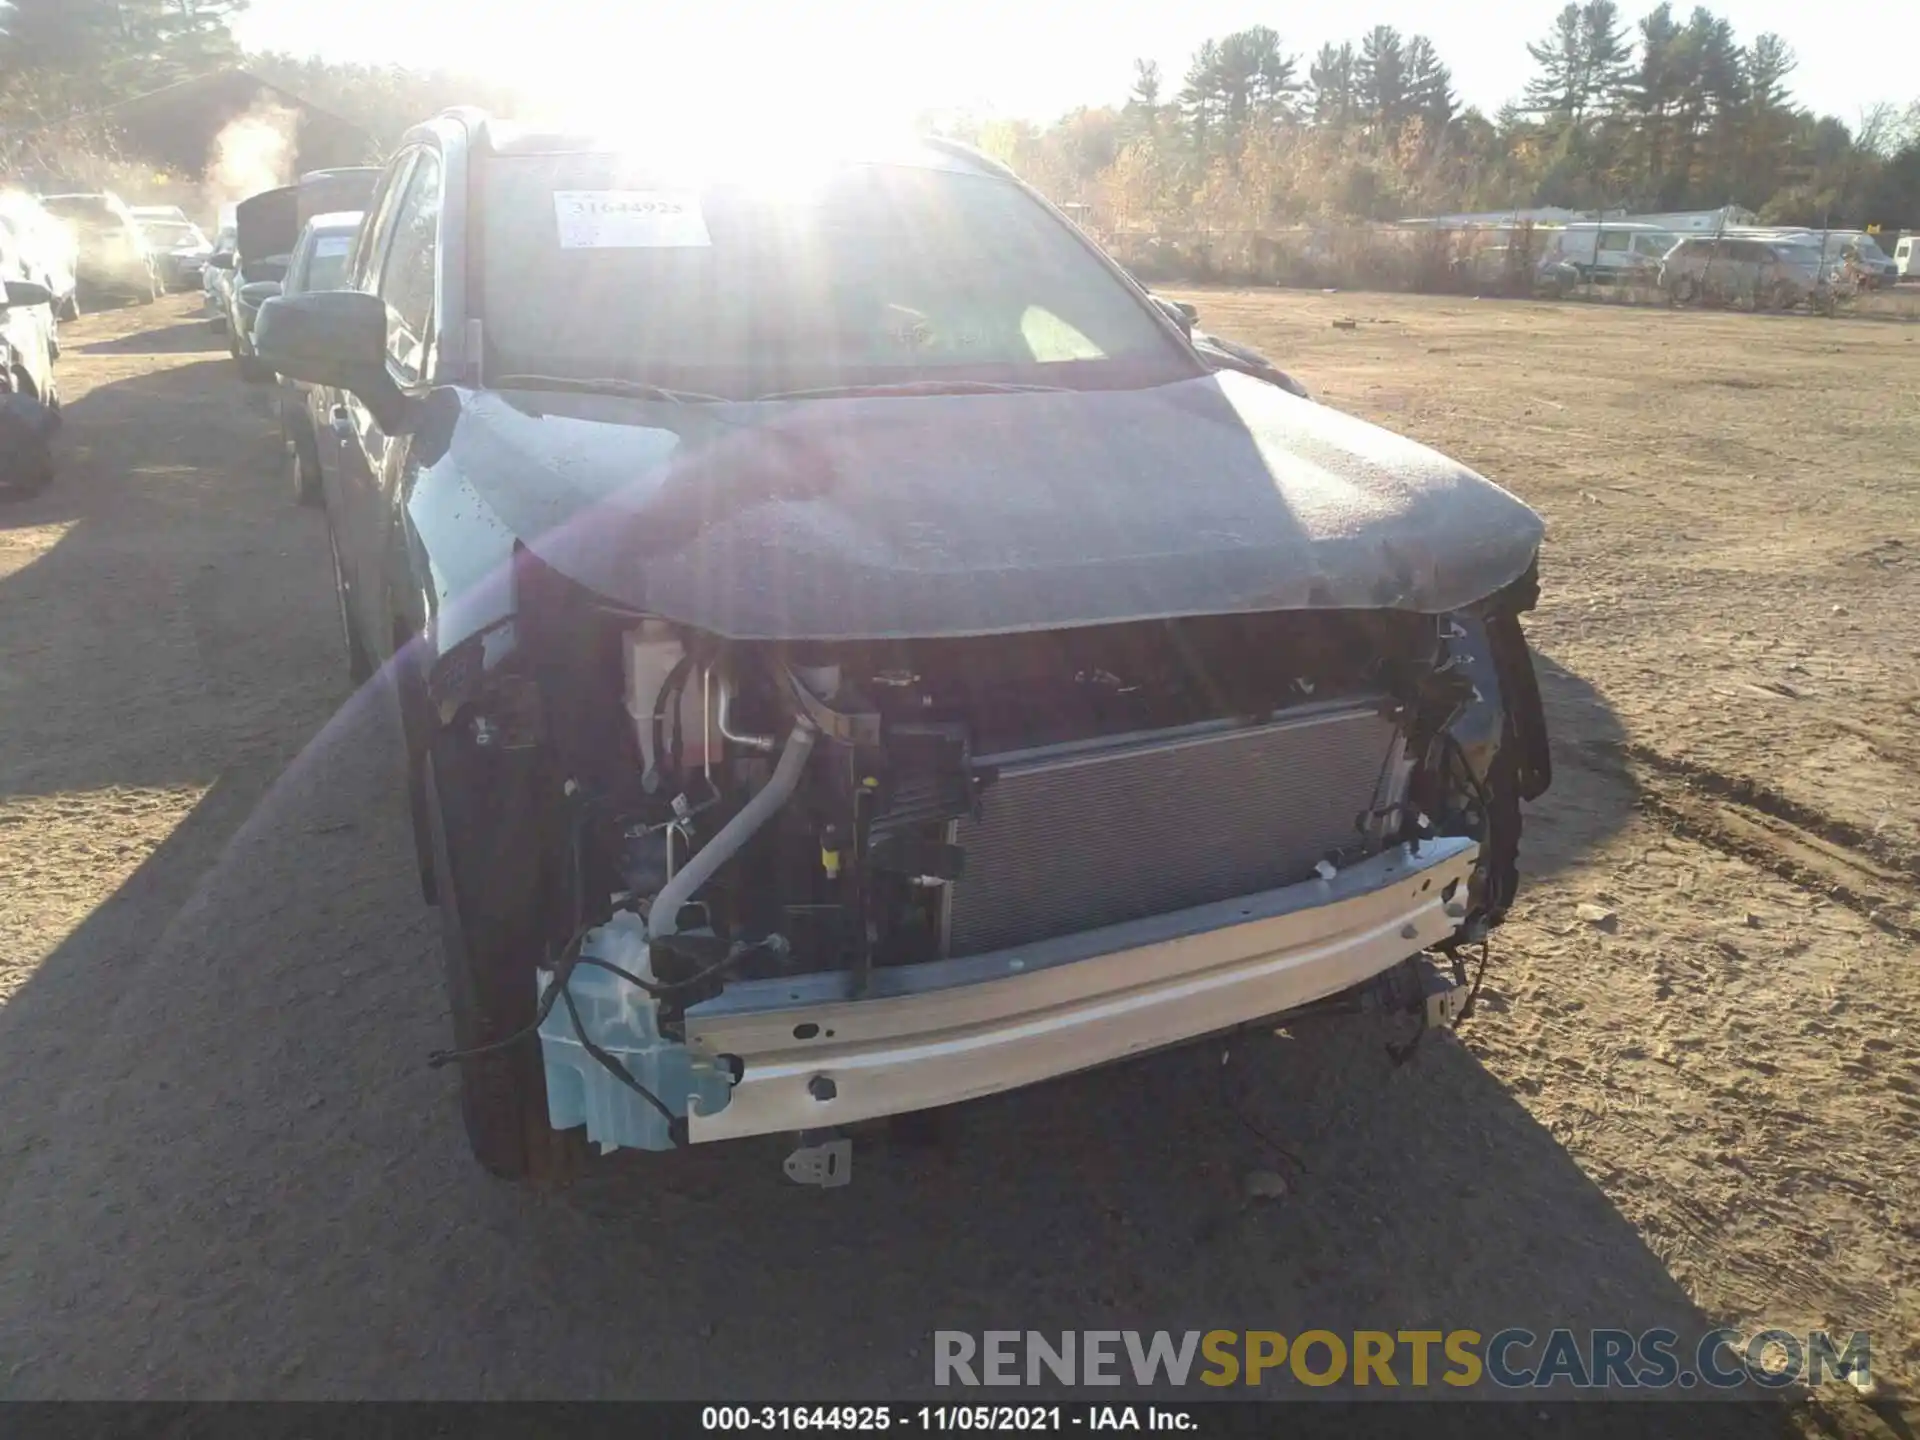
[445,369,1544,641]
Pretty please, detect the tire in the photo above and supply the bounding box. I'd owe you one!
[326,517,375,684]
[0,385,55,501]
[1667,275,1698,307]
[57,291,80,323]
[424,740,583,1181]
[288,430,322,507]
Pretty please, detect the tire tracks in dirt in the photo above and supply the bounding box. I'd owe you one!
[1567,739,1920,946]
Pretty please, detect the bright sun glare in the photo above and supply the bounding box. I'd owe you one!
[500,10,931,183]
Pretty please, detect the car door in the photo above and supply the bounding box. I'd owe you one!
[337,146,443,657]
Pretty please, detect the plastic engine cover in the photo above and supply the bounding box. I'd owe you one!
[537,912,735,1151]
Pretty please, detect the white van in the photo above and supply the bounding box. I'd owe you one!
[1894,235,1915,279]
[1546,222,1678,282]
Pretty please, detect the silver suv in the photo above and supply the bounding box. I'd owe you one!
[1660,236,1823,309]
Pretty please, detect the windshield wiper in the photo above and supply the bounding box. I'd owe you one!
[753,379,1070,402]
[493,374,729,404]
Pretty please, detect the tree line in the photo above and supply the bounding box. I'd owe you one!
[4,0,1918,232]
[956,4,1920,232]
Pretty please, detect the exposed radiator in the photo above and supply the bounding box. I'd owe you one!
[945,701,1405,957]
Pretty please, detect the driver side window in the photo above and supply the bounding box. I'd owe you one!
[349,153,416,296]
[377,151,443,387]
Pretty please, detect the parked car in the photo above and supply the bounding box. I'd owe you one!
[0,274,61,498]
[0,191,81,320]
[1660,235,1823,309]
[203,209,237,330]
[1782,229,1899,289]
[276,210,364,504]
[213,169,381,381]
[38,192,161,303]
[1895,235,1915,279]
[133,211,213,291]
[1450,244,1580,296]
[1543,222,1676,284]
[255,114,1552,1184]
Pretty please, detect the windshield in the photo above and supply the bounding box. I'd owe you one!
[479,155,1191,398]
[141,221,206,248]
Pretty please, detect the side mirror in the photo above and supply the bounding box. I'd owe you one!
[254,290,407,431]
[1150,294,1198,333]
[207,252,236,270]
[3,279,54,309]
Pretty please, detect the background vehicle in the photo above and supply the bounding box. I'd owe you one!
[38,192,160,304]
[214,170,380,382]
[0,192,80,320]
[203,208,237,330]
[276,210,364,504]
[0,275,61,498]
[132,209,213,291]
[1660,235,1821,308]
[1791,229,1899,288]
[257,113,1550,1183]
[1545,222,1676,283]
[1896,235,1915,278]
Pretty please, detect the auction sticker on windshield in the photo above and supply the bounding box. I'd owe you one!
[554,190,712,248]
[313,235,353,259]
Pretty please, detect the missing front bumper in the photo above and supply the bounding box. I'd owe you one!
[683,836,1479,1143]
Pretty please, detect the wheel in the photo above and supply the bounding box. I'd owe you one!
[57,291,79,322]
[288,432,322,507]
[0,386,56,500]
[1667,276,1698,307]
[1769,281,1800,312]
[424,740,583,1181]
[326,517,375,684]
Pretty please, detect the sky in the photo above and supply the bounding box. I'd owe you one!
[236,0,1918,134]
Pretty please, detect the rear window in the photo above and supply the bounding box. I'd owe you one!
[478,154,1190,398]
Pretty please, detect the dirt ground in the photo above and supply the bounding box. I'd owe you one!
[0,292,1915,1420]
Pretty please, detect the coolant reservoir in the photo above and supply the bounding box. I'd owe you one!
[623,622,712,783]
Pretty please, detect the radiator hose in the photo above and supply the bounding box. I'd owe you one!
[648,719,819,939]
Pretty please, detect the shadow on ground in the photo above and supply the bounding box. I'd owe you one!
[0,321,1757,1417]
[73,316,228,357]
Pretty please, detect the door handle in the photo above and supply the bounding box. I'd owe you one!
[329,405,353,439]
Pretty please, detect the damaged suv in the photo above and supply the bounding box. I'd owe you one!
[255,113,1551,1182]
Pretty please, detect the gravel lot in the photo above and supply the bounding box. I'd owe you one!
[0,293,1913,1423]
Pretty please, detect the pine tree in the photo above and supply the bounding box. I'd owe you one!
[1357,25,1409,134]
[1405,35,1455,140]
[1307,43,1358,129]
[1524,5,1587,123]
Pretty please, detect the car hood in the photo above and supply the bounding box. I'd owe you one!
[437,369,1544,641]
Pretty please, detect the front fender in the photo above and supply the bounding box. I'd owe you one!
[396,395,523,718]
